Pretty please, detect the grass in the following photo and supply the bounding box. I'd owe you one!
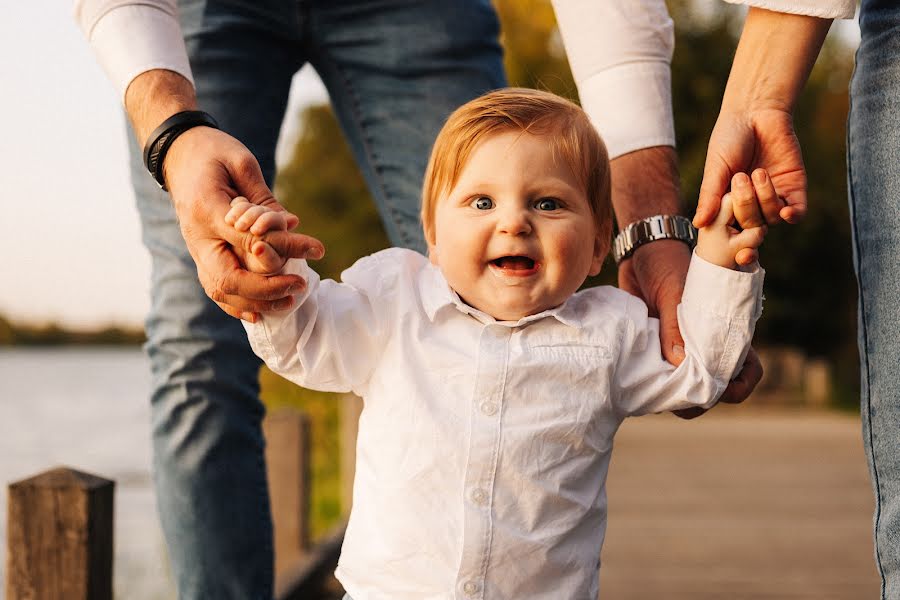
[260,367,345,542]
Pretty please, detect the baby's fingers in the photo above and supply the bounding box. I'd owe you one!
[234,205,269,232]
[250,240,287,275]
[713,193,735,228]
[732,225,767,253]
[735,248,758,267]
[751,169,786,224]
[731,173,765,229]
[250,210,288,235]
[225,196,253,226]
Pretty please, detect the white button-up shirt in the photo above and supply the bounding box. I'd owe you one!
[244,248,764,599]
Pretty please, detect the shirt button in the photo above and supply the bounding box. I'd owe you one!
[471,488,488,505]
[463,581,479,595]
[480,401,498,416]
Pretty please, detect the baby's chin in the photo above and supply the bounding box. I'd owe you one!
[468,295,559,323]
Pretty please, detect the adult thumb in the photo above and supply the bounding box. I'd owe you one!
[658,299,686,368]
[229,153,277,206]
[694,156,730,229]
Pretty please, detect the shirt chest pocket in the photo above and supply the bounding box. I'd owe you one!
[502,343,613,467]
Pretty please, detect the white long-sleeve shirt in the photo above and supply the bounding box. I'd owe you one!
[243,248,764,599]
[75,0,854,159]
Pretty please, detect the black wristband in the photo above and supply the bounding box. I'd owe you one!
[142,110,219,191]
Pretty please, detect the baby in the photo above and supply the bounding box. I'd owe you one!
[228,88,767,599]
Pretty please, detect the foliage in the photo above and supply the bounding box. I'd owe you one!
[0,313,145,346]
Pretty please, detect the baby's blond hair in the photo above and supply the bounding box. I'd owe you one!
[421,87,612,255]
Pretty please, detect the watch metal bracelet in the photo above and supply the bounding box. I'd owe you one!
[612,215,697,264]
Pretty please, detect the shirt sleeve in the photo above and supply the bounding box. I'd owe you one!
[722,0,856,19]
[612,253,765,417]
[242,254,399,397]
[73,0,194,101]
[551,0,675,159]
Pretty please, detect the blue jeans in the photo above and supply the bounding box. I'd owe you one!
[128,1,505,598]
[849,1,900,597]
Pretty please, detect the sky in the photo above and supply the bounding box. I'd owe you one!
[0,2,860,329]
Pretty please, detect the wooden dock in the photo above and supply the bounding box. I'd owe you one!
[600,406,879,599]
[7,405,879,599]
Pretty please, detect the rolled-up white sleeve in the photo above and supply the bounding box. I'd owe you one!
[723,0,856,19]
[551,0,675,159]
[73,0,193,101]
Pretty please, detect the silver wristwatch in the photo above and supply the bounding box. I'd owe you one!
[612,215,697,264]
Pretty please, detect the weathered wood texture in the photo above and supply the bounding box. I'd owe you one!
[264,410,312,577]
[6,467,114,600]
[601,408,878,599]
[341,394,364,513]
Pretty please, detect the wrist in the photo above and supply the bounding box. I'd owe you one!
[694,236,737,270]
[125,69,198,146]
[613,215,697,265]
[610,146,682,227]
[722,8,831,115]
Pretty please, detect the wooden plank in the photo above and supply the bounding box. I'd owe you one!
[341,395,364,513]
[601,408,878,599]
[6,467,114,600]
[276,523,346,600]
[264,410,311,577]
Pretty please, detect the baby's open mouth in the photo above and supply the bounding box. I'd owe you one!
[490,256,538,273]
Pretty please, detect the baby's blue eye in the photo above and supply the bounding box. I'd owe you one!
[536,198,559,211]
[471,197,494,210]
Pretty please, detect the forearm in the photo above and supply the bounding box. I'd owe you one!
[609,146,681,227]
[722,7,832,115]
[124,69,198,147]
[74,0,193,102]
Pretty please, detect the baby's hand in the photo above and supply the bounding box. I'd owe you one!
[695,172,769,269]
[225,197,289,275]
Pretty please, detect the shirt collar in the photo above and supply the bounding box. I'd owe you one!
[418,263,583,329]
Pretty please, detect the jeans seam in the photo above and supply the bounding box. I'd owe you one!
[258,425,275,600]
[310,48,416,250]
[847,54,886,598]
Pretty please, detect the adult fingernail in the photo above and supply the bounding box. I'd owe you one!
[672,344,686,359]
[308,247,324,260]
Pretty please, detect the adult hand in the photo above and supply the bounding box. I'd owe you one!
[164,127,324,321]
[693,8,832,230]
[126,69,324,322]
[611,147,762,420]
[618,239,691,367]
[694,107,805,229]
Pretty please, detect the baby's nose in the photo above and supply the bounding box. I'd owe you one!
[497,207,532,235]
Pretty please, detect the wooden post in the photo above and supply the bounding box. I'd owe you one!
[805,358,830,406]
[6,467,114,600]
[341,395,364,514]
[264,410,311,577]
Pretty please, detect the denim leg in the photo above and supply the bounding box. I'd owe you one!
[130,1,305,598]
[305,0,507,253]
[849,2,900,597]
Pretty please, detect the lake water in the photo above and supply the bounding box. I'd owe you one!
[1,347,175,599]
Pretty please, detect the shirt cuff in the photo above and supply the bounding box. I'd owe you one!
[722,0,856,19]
[577,62,676,160]
[681,252,765,321]
[87,4,194,102]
